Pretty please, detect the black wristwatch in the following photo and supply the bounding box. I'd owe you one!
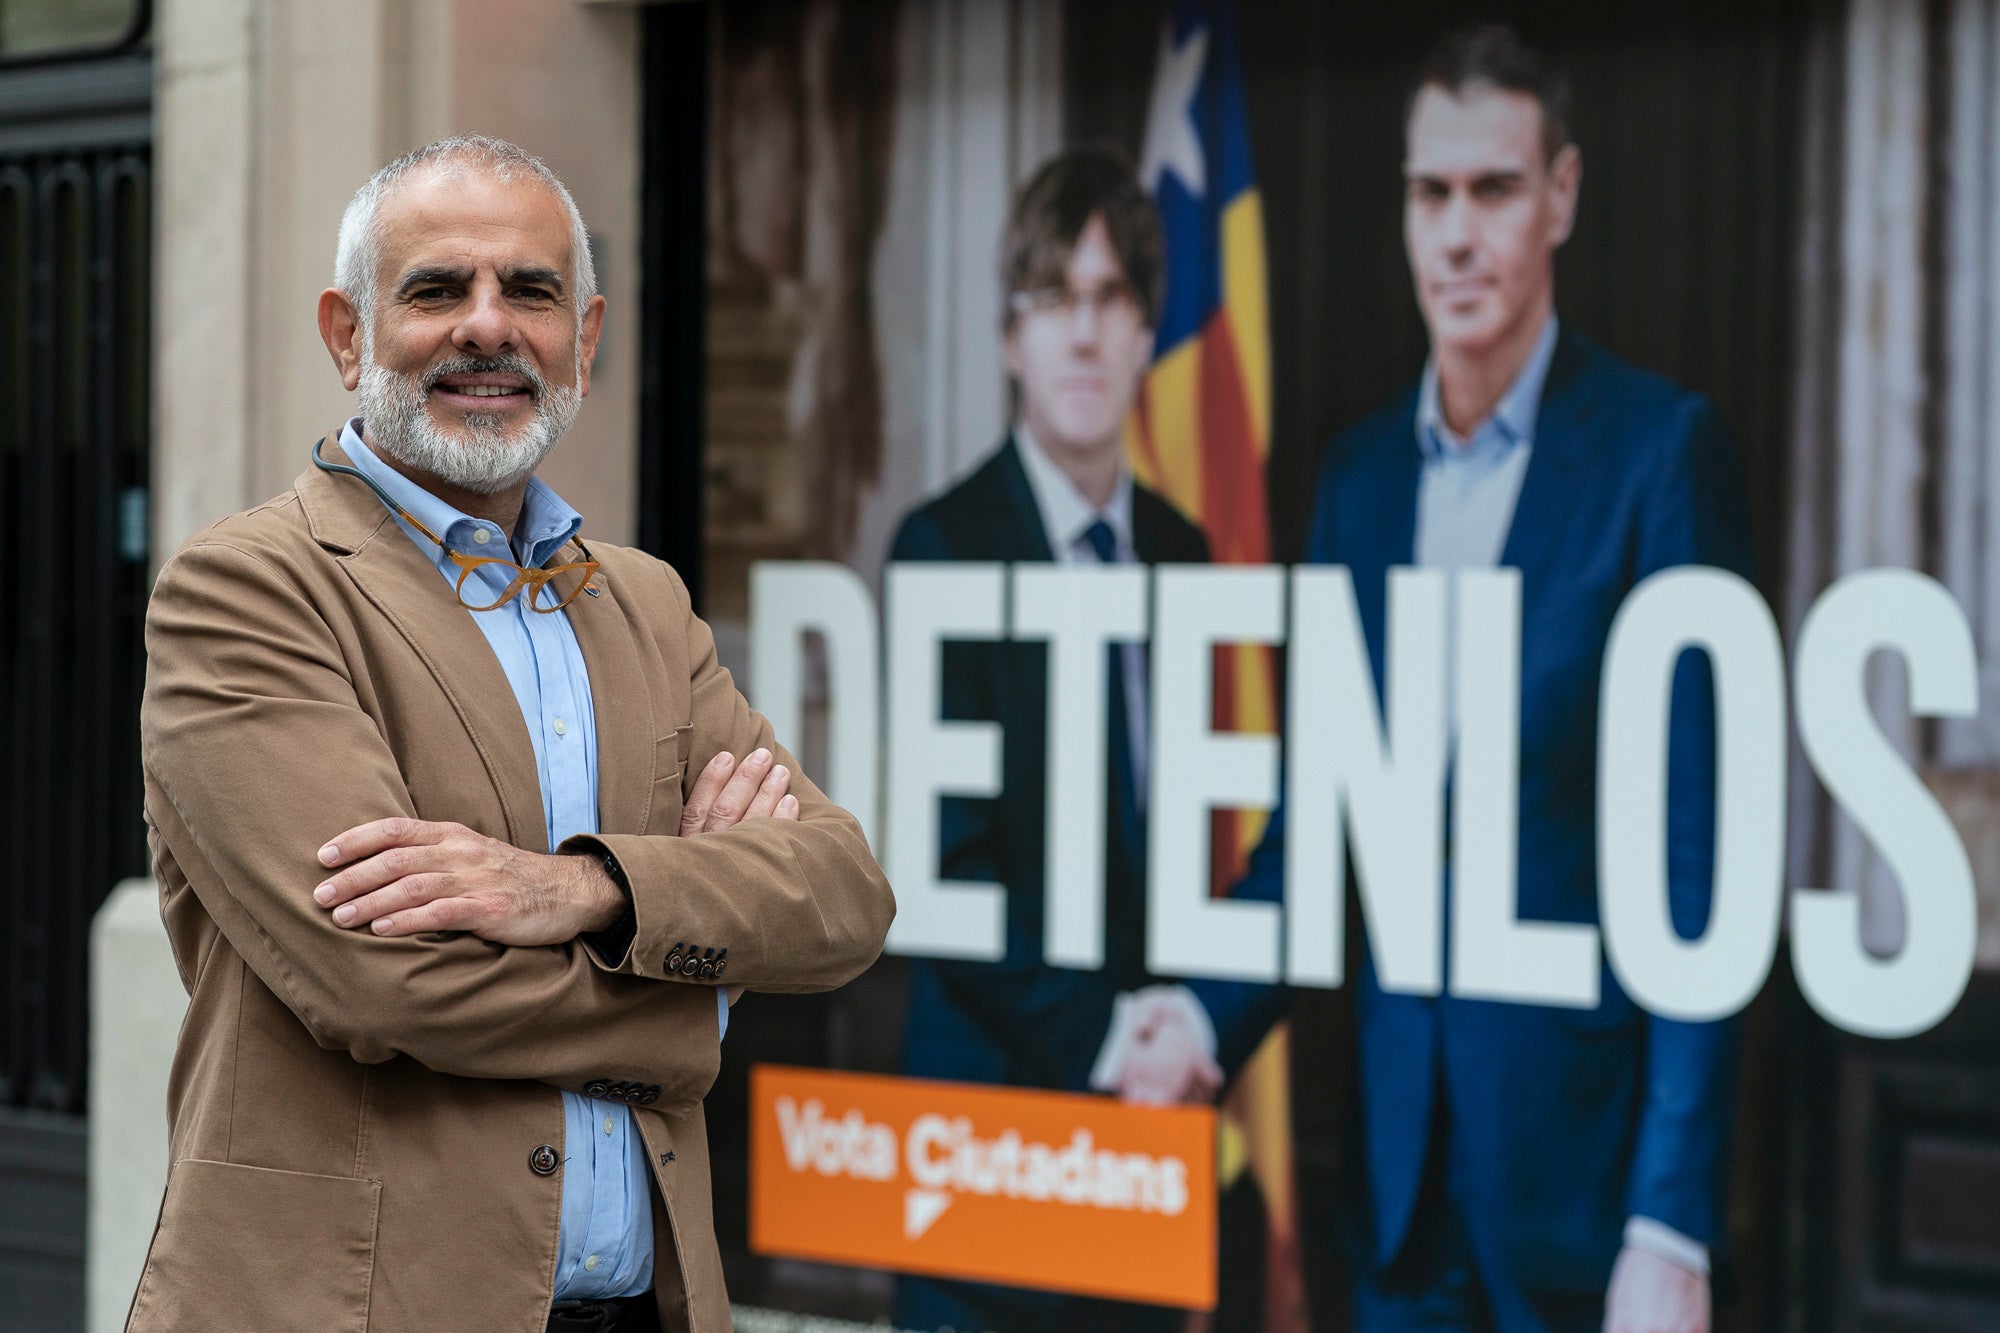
[578,847,637,966]
[595,848,632,901]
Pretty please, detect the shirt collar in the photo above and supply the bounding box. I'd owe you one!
[339,417,584,569]
[1416,313,1560,462]
[1013,424,1135,558]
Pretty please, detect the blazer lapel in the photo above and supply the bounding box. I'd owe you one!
[1341,396,1420,584]
[1498,332,1599,583]
[1338,385,1422,577]
[1363,433,1422,692]
[296,437,550,852]
[991,436,1060,562]
[558,550,662,839]
[1382,438,1422,571]
[1131,485,1188,565]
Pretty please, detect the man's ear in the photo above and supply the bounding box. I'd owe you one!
[1002,322,1025,384]
[577,293,607,397]
[1547,143,1582,248]
[318,288,365,391]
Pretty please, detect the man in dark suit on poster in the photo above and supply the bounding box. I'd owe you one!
[1198,25,1752,1333]
[886,146,1245,1332]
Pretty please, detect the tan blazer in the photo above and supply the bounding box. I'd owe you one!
[130,437,894,1333]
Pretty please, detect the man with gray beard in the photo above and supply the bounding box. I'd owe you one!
[131,136,894,1333]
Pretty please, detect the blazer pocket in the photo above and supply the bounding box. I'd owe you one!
[127,1159,380,1333]
[655,724,694,786]
[650,725,693,834]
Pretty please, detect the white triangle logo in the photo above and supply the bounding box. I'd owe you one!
[903,1188,952,1240]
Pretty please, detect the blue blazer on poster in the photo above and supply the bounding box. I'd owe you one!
[889,436,1217,1095]
[1221,325,1753,1290]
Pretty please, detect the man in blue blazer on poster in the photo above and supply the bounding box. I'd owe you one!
[1147,25,1754,1333]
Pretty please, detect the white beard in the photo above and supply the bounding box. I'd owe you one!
[357,347,583,495]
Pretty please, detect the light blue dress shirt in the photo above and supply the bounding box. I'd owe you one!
[341,419,711,1301]
[1412,314,1558,569]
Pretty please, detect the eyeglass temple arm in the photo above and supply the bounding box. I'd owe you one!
[310,437,448,547]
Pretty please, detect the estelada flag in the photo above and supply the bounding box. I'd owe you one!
[1127,0,1275,885]
[1127,5,1303,1328]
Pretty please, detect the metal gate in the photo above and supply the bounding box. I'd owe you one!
[0,142,151,1118]
[0,34,153,1319]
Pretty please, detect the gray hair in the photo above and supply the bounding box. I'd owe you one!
[333,135,597,335]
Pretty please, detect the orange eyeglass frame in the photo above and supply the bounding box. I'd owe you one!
[311,434,600,613]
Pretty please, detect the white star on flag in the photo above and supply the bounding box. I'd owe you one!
[1139,21,1209,199]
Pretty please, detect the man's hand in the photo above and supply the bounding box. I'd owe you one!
[314,749,797,944]
[1116,990,1223,1106]
[681,746,798,835]
[312,819,624,945]
[1604,1245,1709,1333]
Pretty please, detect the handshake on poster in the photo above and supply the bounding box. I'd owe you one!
[1092,985,1225,1106]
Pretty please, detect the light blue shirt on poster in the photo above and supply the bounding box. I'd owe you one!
[1412,313,1558,568]
[341,419,724,1301]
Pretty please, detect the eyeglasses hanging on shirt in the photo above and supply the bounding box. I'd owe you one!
[311,434,600,613]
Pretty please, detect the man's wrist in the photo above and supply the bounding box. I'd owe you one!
[1623,1215,1710,1276]
[562,850,629,935]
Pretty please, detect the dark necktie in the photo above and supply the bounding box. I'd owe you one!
[1083,520,1145,905]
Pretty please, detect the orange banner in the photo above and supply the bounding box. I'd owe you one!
[748,1065,1218,1309]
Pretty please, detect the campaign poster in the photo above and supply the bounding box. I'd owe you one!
[690,2,2000,1330]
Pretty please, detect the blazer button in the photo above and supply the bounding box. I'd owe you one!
[639,1090,660,1106]
[529,1144,560,1176]
[712,958,727,979]
[584,1080,610,1099]
[680,955,702,977]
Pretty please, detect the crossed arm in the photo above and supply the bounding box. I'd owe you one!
[142,538,889,1101]
[309,747,800,944]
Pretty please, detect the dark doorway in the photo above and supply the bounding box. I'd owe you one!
[635,0,708,600]
[0,27,153,1329]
